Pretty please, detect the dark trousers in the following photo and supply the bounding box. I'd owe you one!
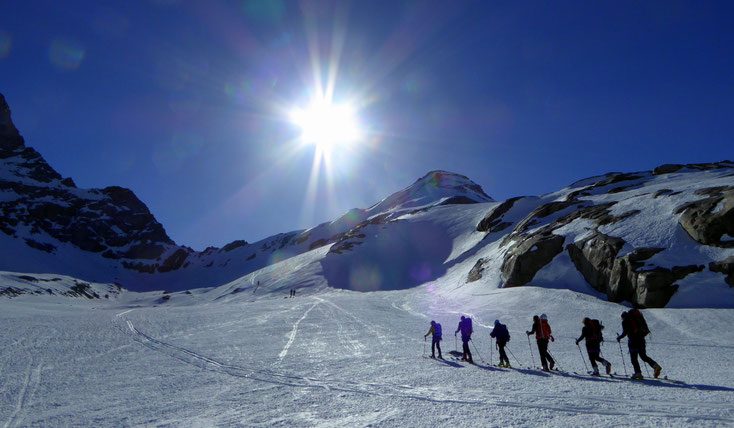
[497,341,509,364]
[629,339,657,374]
[431,337,442,357]
[587,349,609,370]
[537,338,554,369]
[462,337,473,361]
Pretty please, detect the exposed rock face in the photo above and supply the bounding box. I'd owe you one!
[496,198,642,291]
[481,161,734,307]
[566,233,703,307]
[654,161,734,175]
[710,256,734,287]
[501,232,565,287]
[0,93,175,261]
[477,197,523,233]
[221,240,248,252]
[0,94,24,151]
[566,233,626,298]
[467,258,486,282]
[676,187,734,248]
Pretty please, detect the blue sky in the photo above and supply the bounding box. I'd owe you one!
[2,1,733,250]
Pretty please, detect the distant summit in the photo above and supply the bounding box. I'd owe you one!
[367,170,493,214]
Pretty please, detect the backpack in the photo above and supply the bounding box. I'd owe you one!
[629,309,650,337]
[495,323,510,342]
[589,319,604,342]
[434,323,442,339]
[462,317,473,336]
[538,319,552,339]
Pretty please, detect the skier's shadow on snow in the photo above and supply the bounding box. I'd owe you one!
[550,370,619,383]
[435,359,464,368]
[625,380,734,392]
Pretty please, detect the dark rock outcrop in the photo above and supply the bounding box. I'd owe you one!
[477,197,524,233]
[710,256,734,287]
[221,240,248,252]
[567,232,703,307]
[675,186,734,248]
[0,93,175,262]
[653,164,684,175]
[501,232,565,287]
[467,258,486,283]
[0,94,24,150]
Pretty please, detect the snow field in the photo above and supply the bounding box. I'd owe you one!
[1,284,733,427]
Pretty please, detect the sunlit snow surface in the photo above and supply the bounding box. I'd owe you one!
[2,283,733,426]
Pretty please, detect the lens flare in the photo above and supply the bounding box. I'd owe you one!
[48,38,85,70]
[0,30,11,59]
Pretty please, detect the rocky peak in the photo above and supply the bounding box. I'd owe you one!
[0,94,176,264]
[0,94,25,151]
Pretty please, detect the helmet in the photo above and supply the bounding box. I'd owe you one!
[621,311,628,318]
[583,317,590,325]
[494,319,500,325]
[540,314,548,320]
[461,316,465,320]
[533,315,539,321]
[431,320,436,325]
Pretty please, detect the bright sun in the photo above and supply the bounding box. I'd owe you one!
[290,99,360,152]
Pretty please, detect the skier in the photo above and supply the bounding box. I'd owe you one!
[490,319,511,367]
[424,320,443,359]
[575,317,612,375]
[455,316,473,363]
[617,310,662,379]
[526,314,555,371]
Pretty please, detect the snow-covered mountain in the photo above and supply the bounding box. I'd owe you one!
[2,95,734,427]
[0,93,493,292]
[1,92,733,308]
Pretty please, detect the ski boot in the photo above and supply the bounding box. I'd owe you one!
[653,364,662,378]
[605,362,612,375]
[631,373,644,380]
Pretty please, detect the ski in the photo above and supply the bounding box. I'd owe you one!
[611,372,686,385]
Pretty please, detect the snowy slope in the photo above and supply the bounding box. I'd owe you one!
[3,153,734,425]
[1,273,733,426]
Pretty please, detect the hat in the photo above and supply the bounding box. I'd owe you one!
[431,320,436,325]
[494,319,500,325]
[540,314,548,320]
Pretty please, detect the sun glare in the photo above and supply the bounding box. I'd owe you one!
[290,99,360,152]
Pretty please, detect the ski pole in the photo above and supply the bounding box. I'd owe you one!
[617,334,628,376]
[423,337,426,357]
[643,359,651,377]
[527,334,536,368]
[470,339,485,363]
[455,334,458,353]
[576,342,589,372]
[490,337,493,366]
[506,346,523,368]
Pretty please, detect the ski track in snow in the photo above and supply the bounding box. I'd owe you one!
[3,360,42,428]
[277,299,320,363]
[113,309,734,424]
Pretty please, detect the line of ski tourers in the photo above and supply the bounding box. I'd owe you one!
[424,309,662,380]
